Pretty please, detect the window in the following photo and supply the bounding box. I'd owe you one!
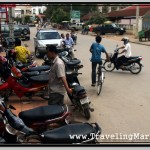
[38,32,61,40]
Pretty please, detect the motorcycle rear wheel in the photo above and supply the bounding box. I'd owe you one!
[83,103,90,120]
[103,62,115,72]
[129,62,142,74]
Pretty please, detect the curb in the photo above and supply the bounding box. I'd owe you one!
[130,41,150,46]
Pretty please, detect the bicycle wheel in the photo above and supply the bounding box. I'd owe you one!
[97,74,103,95]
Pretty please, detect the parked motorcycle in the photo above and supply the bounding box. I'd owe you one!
[0,59,49,100]
[0,98,101,144]
[0,97,70,143]
[103,45,143,74]
[65,60,93,120]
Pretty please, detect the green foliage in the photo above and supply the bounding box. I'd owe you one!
[14,17,22,24]
[44,4,98,23]
[24,15,31,23]
[87,12,107,25]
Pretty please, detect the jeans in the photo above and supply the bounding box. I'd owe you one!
[117,55,129,69]
[48,93,64,105]
[91,61,102,84]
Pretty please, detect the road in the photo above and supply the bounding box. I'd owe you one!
[17,27,150,143]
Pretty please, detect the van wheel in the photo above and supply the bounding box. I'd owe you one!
[35,48,41,58]
[116,31,121,35]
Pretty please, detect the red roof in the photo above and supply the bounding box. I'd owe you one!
[106,5,150,18]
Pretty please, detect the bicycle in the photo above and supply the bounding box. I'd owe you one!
[96,63,105,95]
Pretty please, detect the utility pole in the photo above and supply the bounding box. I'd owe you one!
[135,5,139,38]
[8,7,14,39]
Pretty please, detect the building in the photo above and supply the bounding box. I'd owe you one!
[31,6,47,15]
[106,5,150,31]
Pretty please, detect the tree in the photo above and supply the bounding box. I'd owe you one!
[43,4,98,23]
[24,15,31,23]
[87,12,107,25]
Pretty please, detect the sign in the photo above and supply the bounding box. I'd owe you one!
[0,8,6,12]
[0,4,16,8]
[70,10,80,19]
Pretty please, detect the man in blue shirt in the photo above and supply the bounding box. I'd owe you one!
[90,35,110,87]
[64,33,75,58]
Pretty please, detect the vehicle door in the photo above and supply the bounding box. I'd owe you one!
[1,25,9,39]
[105,24,115,33]
[14,25,22,38]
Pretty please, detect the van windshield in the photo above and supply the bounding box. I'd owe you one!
[38,32,61,40]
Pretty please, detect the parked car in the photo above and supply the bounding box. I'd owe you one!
[34,29,63,58]
[1,24,22,39]
[19,24,30,40]
[69,22,84,31]
[0,24,30,41]
[92,23,126,35]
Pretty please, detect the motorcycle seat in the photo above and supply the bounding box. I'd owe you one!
[128,56,139,60]
[28,65,50,72]
[23,71,40,77]
[19,105,66,125]
[73,85,86,96]
[29,74,49,83]
[41,123,101,144]
[66,59,81,66]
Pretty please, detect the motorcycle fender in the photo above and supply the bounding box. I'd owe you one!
[0,82,9,91]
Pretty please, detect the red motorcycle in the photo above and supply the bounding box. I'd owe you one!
[0,56,49,100]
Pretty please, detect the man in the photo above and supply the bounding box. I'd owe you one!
[64,33,75,58]
[117,37,132,69]
[90,35,110,87]
[14,38,31,64]
[46,45,72,105]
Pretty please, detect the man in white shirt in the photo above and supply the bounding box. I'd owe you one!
[46,45,72,105]
[117,37,132,69]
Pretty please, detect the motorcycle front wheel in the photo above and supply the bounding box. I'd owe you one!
[129,62,142,74]
[103,61,115,72]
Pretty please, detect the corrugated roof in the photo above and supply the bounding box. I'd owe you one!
[106,5,150,18]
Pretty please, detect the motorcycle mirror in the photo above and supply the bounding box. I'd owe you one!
[9,105,16,110]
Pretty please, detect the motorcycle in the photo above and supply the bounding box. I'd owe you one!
[0,97,70,143]
[0,98,101,144]
[65,59,93,120]
[0,59,50,101]
[103,45,143,74]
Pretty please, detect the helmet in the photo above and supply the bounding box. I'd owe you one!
[121,37,129,44]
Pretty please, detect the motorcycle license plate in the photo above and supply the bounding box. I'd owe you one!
[80,97,90,104]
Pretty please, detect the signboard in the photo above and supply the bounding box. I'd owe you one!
[71,10,80,19]
[70,10,80,23]
[0,4,16,8]
[0,8,6,12]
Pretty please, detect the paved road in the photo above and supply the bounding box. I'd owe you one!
[14,27,150,143]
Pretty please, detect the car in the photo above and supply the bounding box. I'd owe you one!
[1,24,22,39]
[92,23,126,35]
[19,24,30,40]
[69,22,84,31]
[0,24,30,41]
[34,29,63,58]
